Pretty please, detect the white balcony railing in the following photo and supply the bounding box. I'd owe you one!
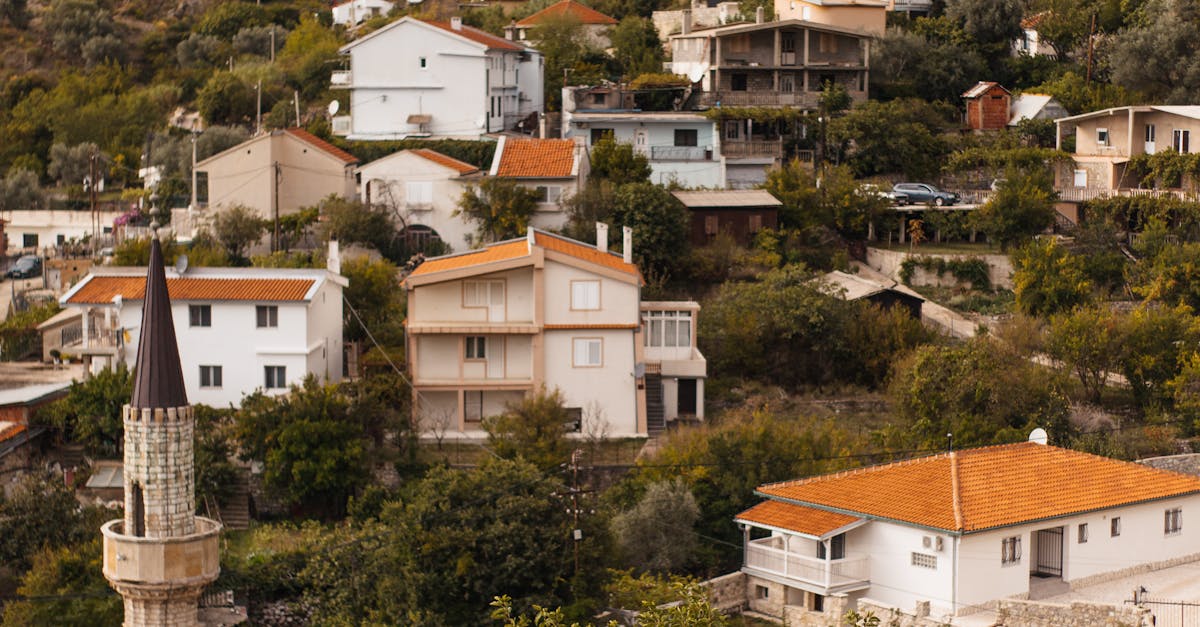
[332,115,352,136]
[744,537,869,591]
[651,146,711,161]
[331,70,352,88]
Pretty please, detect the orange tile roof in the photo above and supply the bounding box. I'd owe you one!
[758,442,1200,534]
[495,138,576,178]
[406,231,639,279]
[66,276,316,304]
[410,149,480,175]
[737,501,860,537]
[423,19,525,51]
[285,128,359,164]
[0,422,27,444]
[516,0,618,26]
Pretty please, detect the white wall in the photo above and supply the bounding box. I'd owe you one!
[569,117,725,189]
[359,151,476,252]
[332,0,394,26]
[855,522,956,616]
[2,209,124,251]
[543,263,640,327]
[543,328,638,437]
[410,267,536,324]
[306,279,344,384]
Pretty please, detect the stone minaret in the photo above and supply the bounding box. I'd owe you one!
[102,208,221,626]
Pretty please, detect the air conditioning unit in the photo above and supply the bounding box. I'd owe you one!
[922,536,945,552]
[922,535,932,549]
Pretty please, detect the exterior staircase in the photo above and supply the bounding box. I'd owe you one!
[218,469,252,530]
[645,373,666,437]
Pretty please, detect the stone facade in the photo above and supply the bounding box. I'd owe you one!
[996,599,1153,627]
[703,571,748,613]
[123,405,196,538]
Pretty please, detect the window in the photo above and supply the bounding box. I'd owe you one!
[704,214,719,236]
[590,128,614,144]
[674,129,698,147]
[1146,124,1156,143]
[1073,169,1088,187]
[1078,523,1089,544]
[195,171,209,204]
[1174,129,1191,153]
[199,365,222,388]
[780,73,795,93]
[565,407,583,432]
[748,214,764,233]
[264,366,286,389]
[730,73,748,91]
[724,120,741,140]
[572,338,602,367]
[465,336,487,359]
[1097,128,1109,145]
[256,305,278,328]
[406,181,433,207]
[22,233,37,248]
[755,585,769,599]
[644,310,693,348]
[189,305,211,327]
[571,281,600,310]
[911,553,937,569]
[464,280,504,307]
[1001,536,1021,565]
[1166,508,1183,535]
[1111,517,1121,537]
[419,56,427,69]
[465,390,484,422]
[591,92,605,105]
[534,185,562,204]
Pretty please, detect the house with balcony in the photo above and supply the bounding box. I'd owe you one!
[58,263,346,407]
[736,441,1200,621]
[403,227,706,438]
[640,301,706,425]
[358,148,483,253]
[564,111,724,188]
[331,0,395,27]
[774,0,888,36]
[193,128,358,220]
[1055,106,1200,193]
[331,16,544,139]
[490,137,589,233]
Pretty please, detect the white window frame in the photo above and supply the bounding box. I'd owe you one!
[256,305,278,328]
[1166,508,1183,535]
[1001,536,1021,566]
[1078,523,1088,544]
[1174,129,1191,153]
[189,304,211,328]
[572,338,602,367]
[534,185,562,204]
[1146,124,1156,142]
[464,280,504,308]
[199,365,222,388]
[643,310,693,348]
[1097,127,1109,146]
[571,280,600,311]
[405,181,434,208]
[465,335,487,360]
[264,365,287,389]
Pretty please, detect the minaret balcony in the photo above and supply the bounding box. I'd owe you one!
[101,516,221,587]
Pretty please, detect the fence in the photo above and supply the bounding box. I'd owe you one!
[1128,596,1200,627]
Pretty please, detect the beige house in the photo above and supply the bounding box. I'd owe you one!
[490,137,589,233]
[1056,106,1200,190]
[404,227,707,439]
[507,0,618,48]
[358,148,483,253]
[774,0,888,37]
[194,128,358,219]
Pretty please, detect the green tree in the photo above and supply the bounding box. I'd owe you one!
[870,27,987,102]
[194,1,269,39]
[36,366,133,457]
[827,99,955,179]
[456,177,540,245]
[611,479,700,573]
[1118,304,1200,406]
[0,539,122,627]
[211,204,266,261]
[193,405,240,508]
[0,168,45,211]
[763,161,888,238]
[1131,242,1200,310]
[0,474,95,572]
[534,13,597,111]
[1046,306,1125,402]
[608,182,690,279]
[318,196,404,259]
[341,256,404,345]
[970,168,1057,250]
[1029,71,1141,119]
[195,72,255,126]
[589,137,652,185]
[1012,238,1094,316]
[42,0,118,58]
[1107,0,1200,103]
[277,14,343,100]
[610,16,664,78]
[0,0,30,28]
[485,386,573,473]
[944,0,1023,47]
[47,142,107,187]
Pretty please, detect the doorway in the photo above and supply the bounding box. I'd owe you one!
[677,378,697,415]
[1033,527,1063,577]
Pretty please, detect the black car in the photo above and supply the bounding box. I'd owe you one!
[4,255,42,279]
[892,183,960,207]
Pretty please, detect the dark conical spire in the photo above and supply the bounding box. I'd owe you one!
[130,236,188,408]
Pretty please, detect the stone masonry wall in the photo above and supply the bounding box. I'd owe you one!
[865,247,1014,290]
[123,405,195,538]
[996,599,1153,626]
[703,571,748,614]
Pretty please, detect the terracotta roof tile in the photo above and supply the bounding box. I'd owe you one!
[0,422,27,444]
[737,501,860,537]
[410,149,480,175]
[406,231,639,279]
[285,128,359,164]
[758,442,1200,534]
[535,231,638,276]
[67,276,316,304]
[423,19,525,51]
[516,0,618,27]
[495,138,576,178]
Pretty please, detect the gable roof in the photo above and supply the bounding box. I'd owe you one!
[819,270,919,302]
[410,149,481,175]
[285,128,359,164]
[406,229,639,280]
[1009,94,1067,125]
[672,190,782,209]
[516,0,618,27]
[493,138,577,178]
[756,442,1200,535]
[61,267,345,306]
[737,501,862,539]
[424,19,526,51]
[962,81,1009,99]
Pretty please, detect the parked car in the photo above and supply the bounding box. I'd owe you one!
[893,183,960,206]
[4,255,41,279]
[859,184,908,206]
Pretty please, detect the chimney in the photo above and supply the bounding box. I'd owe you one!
[504,20,516,40]
[755,6,764,23]
[328,239,341,275]
[681,9,692,35]
[451,16,463,31]
[622,226,633,265]
[596,222,609,252]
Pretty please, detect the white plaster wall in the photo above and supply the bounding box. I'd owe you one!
[570,118,724,188]
[542,263,639,327]
[358,151,476,252]
[332,0,394,26]
[516,52,545,119]
[1,210,125,250]
[306,279,345,383]
[543,328,638,436]
[410,268,535,324]
[856,522,956,616]
[416,335,460,380]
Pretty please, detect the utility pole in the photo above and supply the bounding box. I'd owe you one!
[270,28,276,63]
[1086,13,1097,84]
[190,132,198,211]
[294,90,301,127]
[273,161,281,252]
[256,80,263,135]
[89,150,98,257]
[569,448,582,577]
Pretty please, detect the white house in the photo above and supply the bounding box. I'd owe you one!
[736,441,1200,621]
[1,209,124,253]
[506,0,618,48]
[403,227,706,439]
[331,0,395,27]
[59,264,347,407]
[358,148,483,253]
[563,111,725,188]
[331,16,544,139]
[490,137,589,234]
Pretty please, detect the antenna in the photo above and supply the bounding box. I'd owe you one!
[327,100,340,116]
[1028,428,1049,445]
[175,254,189,275]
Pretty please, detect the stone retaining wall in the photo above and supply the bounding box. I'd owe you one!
[996,599,1153,626]
[703,571,748,614]
[865,247,1013,290]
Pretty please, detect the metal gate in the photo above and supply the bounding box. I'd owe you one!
[1033,527,1063,577]
[1128,596,1200,627]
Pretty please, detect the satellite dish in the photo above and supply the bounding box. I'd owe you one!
[1028,428,1048,445]
[475,115,486,129]
[175,254,189,275]
[327,100,340,116]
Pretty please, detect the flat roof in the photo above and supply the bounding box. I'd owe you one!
[672,189,782,208]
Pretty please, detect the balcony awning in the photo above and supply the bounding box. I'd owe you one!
[737,500,866,540]
[407,114,433,124]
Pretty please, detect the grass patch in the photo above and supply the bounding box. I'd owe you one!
[910,285,1015,315]
[417,437,646,467]
[876,241,1003,255]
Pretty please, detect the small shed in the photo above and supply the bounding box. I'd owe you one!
[1008,93,1069,126]
[671,189,781,246]
[820,270,924,319]
[962,82,1011,131]
[0,382,70,423]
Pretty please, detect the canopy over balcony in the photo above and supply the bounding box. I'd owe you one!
[736,499,870,595]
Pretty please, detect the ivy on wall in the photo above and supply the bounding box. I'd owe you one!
[899,255,992,290]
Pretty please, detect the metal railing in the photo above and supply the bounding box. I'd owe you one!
[332,115,352,136]
[650,146,711,161]
[744,537,869,589]
[330,70,352,88]
[722,140,784,159]
[1056,186,1200,203]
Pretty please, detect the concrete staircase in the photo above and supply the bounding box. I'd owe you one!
[645,373,666,436]
[218,469,252,530]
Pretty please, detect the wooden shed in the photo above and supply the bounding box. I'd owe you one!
[962,82,1011,131]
